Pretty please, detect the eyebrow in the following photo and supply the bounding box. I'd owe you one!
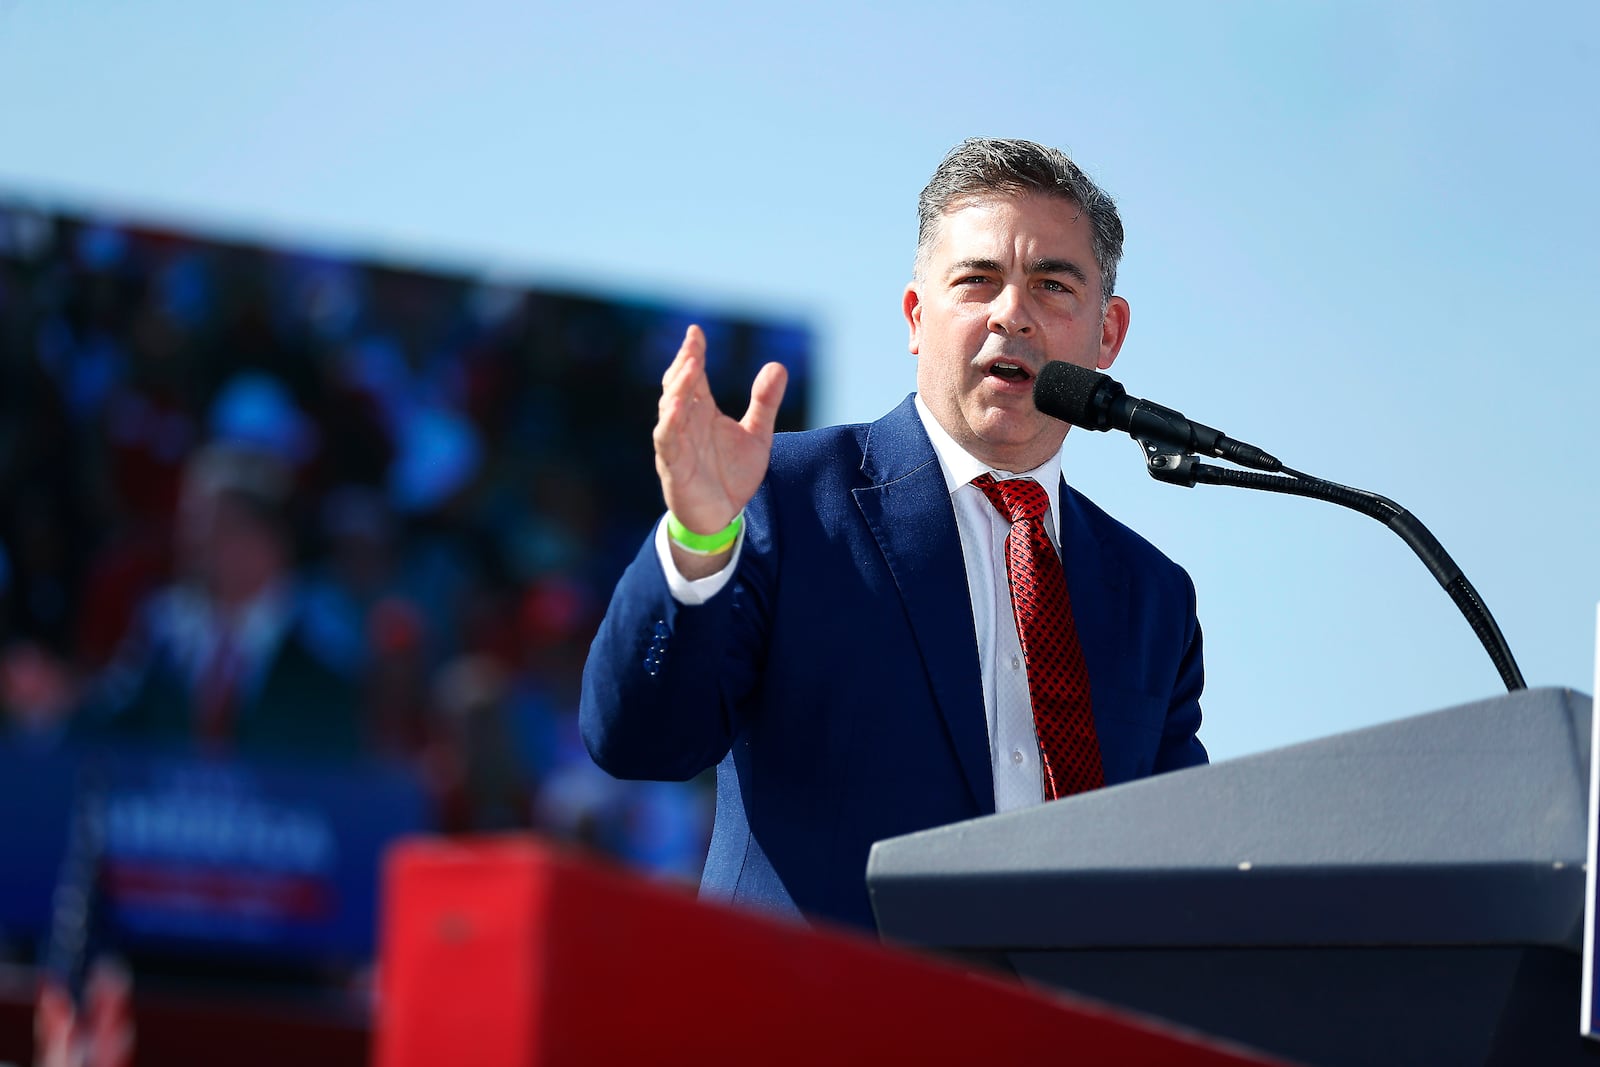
[1029,258,1090,285]
[946,257,1091,286]
[946,258,1004,278]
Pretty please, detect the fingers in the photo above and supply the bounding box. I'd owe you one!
[662,324,708,398]
[656,324,723,486]
[657,325,711,447]
[741,361,789,437]
[661,327,787,438]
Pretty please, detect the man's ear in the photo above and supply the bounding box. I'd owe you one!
[903,283,923,355]
[1097,295,1131,370]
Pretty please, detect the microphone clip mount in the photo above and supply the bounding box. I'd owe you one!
[1138,437,1202,488]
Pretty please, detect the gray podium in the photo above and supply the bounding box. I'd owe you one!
[867,687,1598,1066]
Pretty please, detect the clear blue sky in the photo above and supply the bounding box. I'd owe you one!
[1,0,1595,760]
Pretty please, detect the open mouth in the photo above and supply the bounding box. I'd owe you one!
[986,359,1033,384]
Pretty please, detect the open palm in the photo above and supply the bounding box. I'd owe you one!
[654,324,789,536]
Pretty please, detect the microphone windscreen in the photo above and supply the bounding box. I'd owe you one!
[1033,361,1109,426]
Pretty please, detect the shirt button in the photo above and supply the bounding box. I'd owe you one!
[1011,749,1024,765]
[1011,655,1021,671]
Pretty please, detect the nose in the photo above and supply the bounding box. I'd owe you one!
[987,284,1035,336]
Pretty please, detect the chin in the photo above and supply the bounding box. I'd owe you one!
[972,439,1050,471]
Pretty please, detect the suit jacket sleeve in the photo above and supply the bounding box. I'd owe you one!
[580,492,777,782]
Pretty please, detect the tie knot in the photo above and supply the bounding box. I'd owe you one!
[971,473,1048,524]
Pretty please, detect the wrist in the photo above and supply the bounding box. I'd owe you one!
[667,510,743,556]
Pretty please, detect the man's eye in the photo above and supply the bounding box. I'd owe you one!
[1038,279,1070,293]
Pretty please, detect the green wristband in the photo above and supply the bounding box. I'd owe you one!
[667,510,744,555]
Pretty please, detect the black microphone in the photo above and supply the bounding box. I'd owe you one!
[1033,361,1281,472]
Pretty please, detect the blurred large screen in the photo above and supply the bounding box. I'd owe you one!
[0,197,812,970]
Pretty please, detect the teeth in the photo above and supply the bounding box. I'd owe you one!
[995,362,1020,371]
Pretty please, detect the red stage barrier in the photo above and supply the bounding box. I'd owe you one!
[375,837,1290,1066]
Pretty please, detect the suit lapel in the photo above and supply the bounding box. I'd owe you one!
[1057,480,1133,736]
[851,398,994,815]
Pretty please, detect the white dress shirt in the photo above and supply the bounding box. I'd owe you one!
[141,580,296,715]
[655,395,1064,812]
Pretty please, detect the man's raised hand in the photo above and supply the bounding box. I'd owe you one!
[653,325,787,574]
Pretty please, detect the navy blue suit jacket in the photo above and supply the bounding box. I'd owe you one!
[580,396,1206,930]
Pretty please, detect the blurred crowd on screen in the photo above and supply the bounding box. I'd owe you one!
[0,201,811,885]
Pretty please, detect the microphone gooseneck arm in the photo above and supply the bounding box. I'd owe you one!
[1142,442,1526,692]
[1033,361,1527,693]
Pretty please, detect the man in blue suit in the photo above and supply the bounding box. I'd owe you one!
[581,138,1207,931]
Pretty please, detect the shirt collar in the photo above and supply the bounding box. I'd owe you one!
[913,394,1063,539]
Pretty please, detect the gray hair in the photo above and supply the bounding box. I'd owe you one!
[915,138,1124,303]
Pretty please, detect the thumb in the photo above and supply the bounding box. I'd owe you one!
[741,362,789,436]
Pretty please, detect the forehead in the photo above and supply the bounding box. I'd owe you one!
[925,192,1092,261]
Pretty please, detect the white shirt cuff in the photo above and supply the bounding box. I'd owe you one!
[654,513,744,605]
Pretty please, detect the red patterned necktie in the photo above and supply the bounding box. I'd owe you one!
[971,474,1104,799]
